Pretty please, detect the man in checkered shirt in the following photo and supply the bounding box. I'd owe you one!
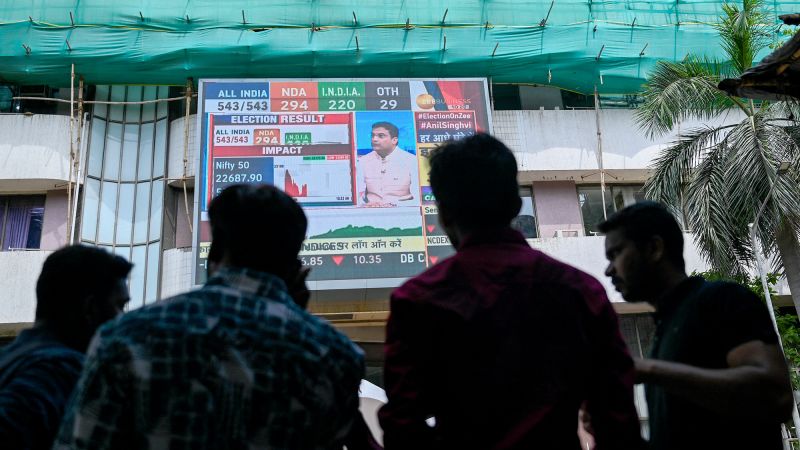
[54,184,367,450]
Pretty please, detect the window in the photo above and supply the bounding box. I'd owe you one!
[578,185,645,235]
[0,195,45,251]
[611,185,646,212]
[491,85,522,110]
[0,85,13,113]
[80,85,170,307]
[511,187,539,238]
[15,86,60,115]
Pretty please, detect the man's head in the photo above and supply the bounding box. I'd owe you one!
[428,133,521,246]
[36,245,132,352]
[599,201,686,303]
[209,184,307,282]
[371,122,399,157]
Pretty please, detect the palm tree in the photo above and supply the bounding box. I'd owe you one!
[635,0,800,315]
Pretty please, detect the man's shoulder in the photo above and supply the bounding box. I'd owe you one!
[392,253,459,302]
[0,340,83,393]
[358,150,379,162]
[390,148,417,167]
[519,248,612,309]
[0,331,83,366]
[92,288,230,349]
[687,279,760,308]
[686,279,769,322]
[108,291,202,328]
[101,287,362,364]
[695,278,753,296]
[394,148,416,160]
[0,340,83,376]
[22,344,84,364]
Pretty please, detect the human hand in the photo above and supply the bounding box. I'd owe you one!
[578,403,596,450]
[634,358,656,384]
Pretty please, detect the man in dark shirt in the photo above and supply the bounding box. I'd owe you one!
[0,245,132,450]
[379,134,644,449]
[600,201,793,450]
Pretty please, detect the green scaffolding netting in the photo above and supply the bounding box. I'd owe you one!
[0,1,791,93]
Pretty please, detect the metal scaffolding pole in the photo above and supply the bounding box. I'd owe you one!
[594,86,607,220]
[66,64,75,242]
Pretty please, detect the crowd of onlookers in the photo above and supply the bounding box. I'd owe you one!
[0,133,793,449]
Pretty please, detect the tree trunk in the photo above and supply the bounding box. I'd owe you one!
[775,221,800,317]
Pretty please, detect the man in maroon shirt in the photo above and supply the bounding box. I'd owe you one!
[379,134,644,450]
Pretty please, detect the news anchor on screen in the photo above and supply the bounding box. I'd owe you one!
[356,121,420,207]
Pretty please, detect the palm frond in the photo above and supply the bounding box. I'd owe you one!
[689,117,800,274]
[720,117,774,216]
[641,0,800,288]
[764,100,800,122]
[715,0,774,73]
[753,125,800,266]
[683,139,750,275]
[635,59,737,138]
[775,122,800,171]
[644,125,734,205]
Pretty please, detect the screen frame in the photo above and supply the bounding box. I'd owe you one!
[192,77,493,290]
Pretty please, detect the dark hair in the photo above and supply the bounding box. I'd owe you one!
[371,121,399,139]
[209,184,307,274]
[428,133,520,229]
[598,201,685,270]
[36,245,132,321]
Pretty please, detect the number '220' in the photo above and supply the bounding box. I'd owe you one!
[328,99,356,110]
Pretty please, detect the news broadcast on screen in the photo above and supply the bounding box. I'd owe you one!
[194,78,492,288]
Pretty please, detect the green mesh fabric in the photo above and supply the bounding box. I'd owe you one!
[0,1,787,93]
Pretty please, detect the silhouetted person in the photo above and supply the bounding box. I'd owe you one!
[0,245,131,450]
[54,184,368,449]
[600,201,793,450]
[379,134,644,449]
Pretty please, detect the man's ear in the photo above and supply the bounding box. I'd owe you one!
[512,196,522,217]
[80,294,98,328]
[647,236,667,264]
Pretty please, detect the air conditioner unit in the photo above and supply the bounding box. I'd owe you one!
[554,229,579,238]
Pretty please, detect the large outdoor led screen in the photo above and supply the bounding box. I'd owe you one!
[193,78,492,289]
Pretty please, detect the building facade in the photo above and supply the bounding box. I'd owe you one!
[2,0,795,439]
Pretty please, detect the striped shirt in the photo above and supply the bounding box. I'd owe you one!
[54,267,365,450]
[0,327,84,450]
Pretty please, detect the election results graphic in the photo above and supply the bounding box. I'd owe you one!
[194,78,492,288]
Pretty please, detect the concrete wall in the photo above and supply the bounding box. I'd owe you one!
[532,181,584,238]
[167,115,197,186]
[160,247,194,300]
[530,234,709,302]
[0,115,73,192]
[493,109,747,172]
[40,190,69,250]
[0,251,51,323]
